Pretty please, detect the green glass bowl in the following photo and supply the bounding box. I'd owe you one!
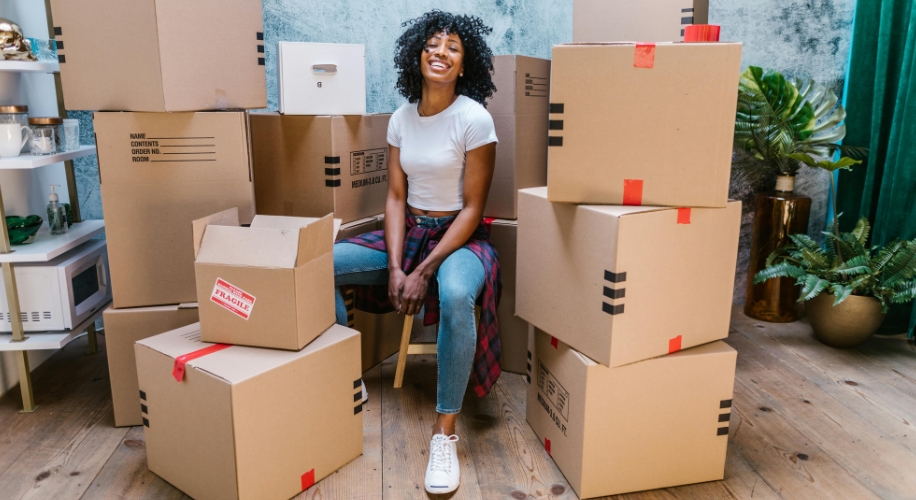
[6,215,43,245]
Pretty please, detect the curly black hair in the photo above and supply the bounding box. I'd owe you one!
[394,10,496,107]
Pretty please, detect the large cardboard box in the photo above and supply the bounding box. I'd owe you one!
[527,330,736,498]
[278,42,367,115]
[251,113,391,224]
[573,0,709,43]
[516,187,740,367]
[484,55,550,219]
[488,219,530,373]
[94,111,255,309]
[192,209,336,350]
[136,323,362,500]
[50,0,266,112]
[104,304,199,427]
[547,42,741,208]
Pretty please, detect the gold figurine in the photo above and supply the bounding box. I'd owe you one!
[0,18,37,61]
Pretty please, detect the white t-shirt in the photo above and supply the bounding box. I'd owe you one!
[387,95,498,211]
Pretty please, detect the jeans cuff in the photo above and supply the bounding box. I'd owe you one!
[435,406,462,415]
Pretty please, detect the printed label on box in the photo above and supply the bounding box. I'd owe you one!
[350,148,387,175]
[537,361,570,421]
[210,278,256,320]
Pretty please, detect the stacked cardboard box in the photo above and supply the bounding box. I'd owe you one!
[49,3,366,497]
[516,34,743,497]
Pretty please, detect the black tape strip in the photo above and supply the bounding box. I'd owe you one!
[682,7,695,12]
[717,427,729,436]
[143,417,150,428]
[549,103,564,113]
[58,54,66,64]
[141,404,148,414]
[353,392,362,402]
[681,29,686,36]
[681,16,694,24]
[257,32,264,40]
[603,286,625,299]
[257,44,265,53]
[602,303,625,315]
[718,413,731,422]
[549,120,564,130]
[604,270,627,283]
[326,179,341,187]
[54,27,62,36]
[354,403,363,415]
[353,379,362,389]
[140,390,146,401]
[526,374,531,384]
[548,137,563,147]
[720,399,732,408]
[56,41,64,50]
[325,156,341,164]
[346,313,354,322]
[258,57,265,66]
[325,167,340,176]
[527,350,532,360]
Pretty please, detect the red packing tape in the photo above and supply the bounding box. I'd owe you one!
[684,24,721,42]
[301,468,315,491]
[634,43,656,68]
[622,179,644,206]
[483,217,495,233]
[545,437,552,456]
[669,335,683,354]
[550,336,559,349]
[677,207,691,224]
[172,343,232,382]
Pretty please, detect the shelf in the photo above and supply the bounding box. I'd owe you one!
[0,146,96,170]
[0,302,109,351]
[0,220,104,263]
[0,60,59,74]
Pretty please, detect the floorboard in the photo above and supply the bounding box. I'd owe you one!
[0,309,913,499]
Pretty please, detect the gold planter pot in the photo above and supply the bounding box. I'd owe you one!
[806,294,887,348]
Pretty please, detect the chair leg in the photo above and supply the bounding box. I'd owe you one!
[393,314,414,389]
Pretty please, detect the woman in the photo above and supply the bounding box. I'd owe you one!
[333,10,501,494]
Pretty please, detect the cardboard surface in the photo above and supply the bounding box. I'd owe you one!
[574,0,709,43]
[50,0,266,112]
[484,55,550,219]
[278,42,367,115]
[547,42,741,208]
[516,187,740,367]
[103,304,199,427]
[94,111,255,309]
[488,219,529,373]
[194,211,336,350]
[251,113,391,224]
[527,331,735,498]
[136,323,363,500]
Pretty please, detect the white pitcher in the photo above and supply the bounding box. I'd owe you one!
[0,123,32,158]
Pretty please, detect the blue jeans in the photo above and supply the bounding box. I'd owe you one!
[333,217,485,414]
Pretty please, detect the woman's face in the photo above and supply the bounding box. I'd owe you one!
[420,30,464,86]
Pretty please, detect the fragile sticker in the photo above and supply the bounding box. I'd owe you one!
[210,278,256,320]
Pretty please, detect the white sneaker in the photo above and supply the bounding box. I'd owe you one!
[425,434,460,494]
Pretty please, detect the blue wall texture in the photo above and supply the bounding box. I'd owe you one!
[70,0,857,300]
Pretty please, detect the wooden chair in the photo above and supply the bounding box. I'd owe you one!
[393,307,479,389]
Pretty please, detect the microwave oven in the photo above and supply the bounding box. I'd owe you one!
[0,239,111,332]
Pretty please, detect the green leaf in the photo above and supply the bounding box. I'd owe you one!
[799,274,831,301]
[785,153,862,172]
[870,239,906,273]
[851,217,871,247]
[882,241,916,284]
[754,262,807,283]
[830,284,854,305]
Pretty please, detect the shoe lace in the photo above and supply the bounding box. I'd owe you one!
[429,435,459,473]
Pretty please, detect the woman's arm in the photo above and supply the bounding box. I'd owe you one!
[399,142,497,315]
[385,146,409,312]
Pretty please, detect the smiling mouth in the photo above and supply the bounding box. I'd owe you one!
[429,61,449,70]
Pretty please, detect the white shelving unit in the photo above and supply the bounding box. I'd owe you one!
[0,145,96,170]
[0,220,104,263]
[0,304,108,351]
[0,60,59,74]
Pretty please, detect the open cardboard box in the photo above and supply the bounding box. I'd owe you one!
[192,208,341,350]
[136,323,363,500]
[573,0,709,43]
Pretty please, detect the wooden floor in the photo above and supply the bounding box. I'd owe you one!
[1,305,915,499]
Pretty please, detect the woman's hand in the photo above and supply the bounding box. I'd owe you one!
[388,268,408,313]
[400,268,432,316]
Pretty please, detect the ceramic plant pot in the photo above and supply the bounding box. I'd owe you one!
[806,293,887,348]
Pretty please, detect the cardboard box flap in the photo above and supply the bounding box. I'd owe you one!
[178,302,199,309]
[559,41,732,47]
[137,323,358,385]
[525,187,670,217]
[197,225,300,268]
[192,207,241,259]
[250,213,340,246]
[296,214,335,266]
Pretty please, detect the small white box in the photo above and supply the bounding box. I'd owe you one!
[278,42,367,116]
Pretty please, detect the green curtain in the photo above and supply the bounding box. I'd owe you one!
[837,0,916,335]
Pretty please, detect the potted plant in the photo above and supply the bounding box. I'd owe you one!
[754,207,916,347]
[735,66,863,322]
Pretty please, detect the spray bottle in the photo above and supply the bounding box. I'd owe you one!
[47,185,68,235]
